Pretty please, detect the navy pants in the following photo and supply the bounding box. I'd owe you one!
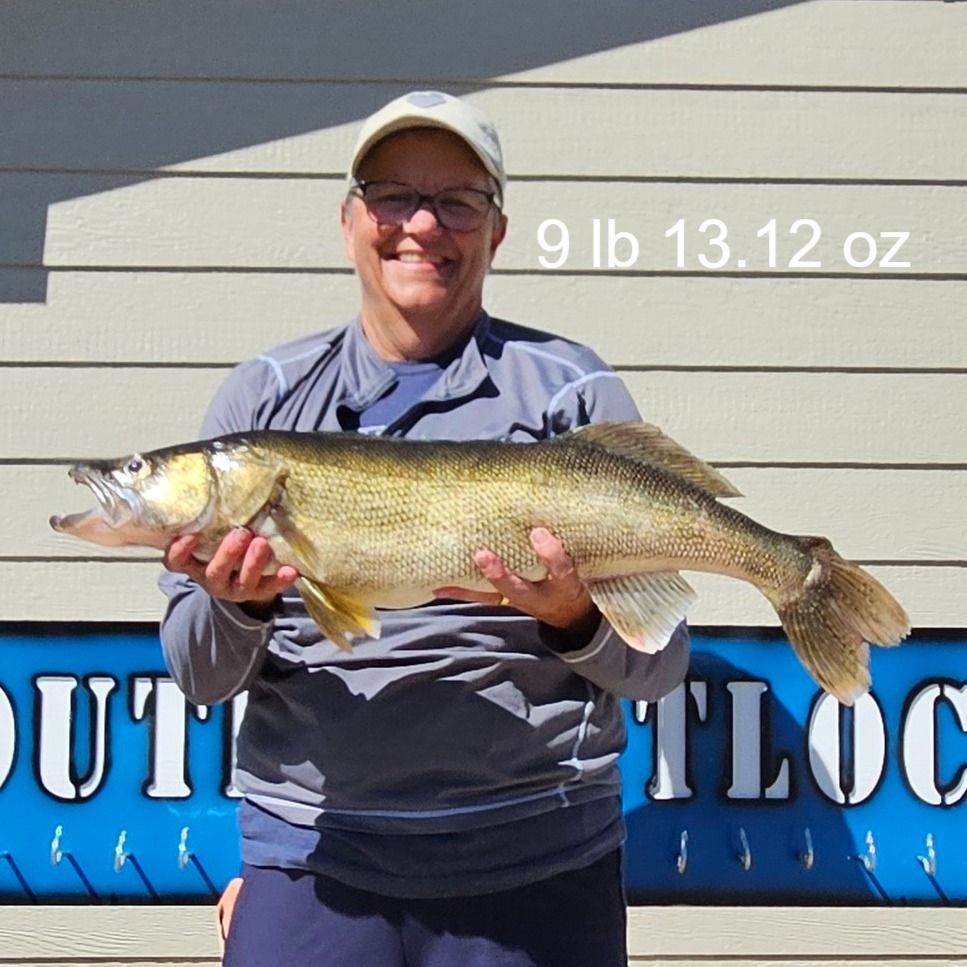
[222,851,628,967]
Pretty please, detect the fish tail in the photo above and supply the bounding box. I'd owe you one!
[775,537,910,705]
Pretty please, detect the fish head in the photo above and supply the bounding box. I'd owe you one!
[49,447,214,548]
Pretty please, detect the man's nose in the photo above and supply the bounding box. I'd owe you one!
[402,203,443,232]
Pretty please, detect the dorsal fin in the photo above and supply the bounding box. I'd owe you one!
[564,422,742,498]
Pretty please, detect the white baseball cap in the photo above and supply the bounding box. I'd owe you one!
[348,91,506,204]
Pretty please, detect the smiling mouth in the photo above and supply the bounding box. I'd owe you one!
[392,252,448,265]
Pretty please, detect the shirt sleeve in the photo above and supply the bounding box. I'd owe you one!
[540,351,691,702]
[157,359,277,705]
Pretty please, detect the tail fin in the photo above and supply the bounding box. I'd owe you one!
[776,538,910,705]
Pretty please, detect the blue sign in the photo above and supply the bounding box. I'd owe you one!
[0,626,963,902]
[621,634,966,903]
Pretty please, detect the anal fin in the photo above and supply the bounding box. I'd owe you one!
[587,571,696,654]
[296,577,381,652]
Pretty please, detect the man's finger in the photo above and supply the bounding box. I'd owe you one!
[236,537,273,592]
[472,548,533,602]
[164,535,212,586]
[529,528,577,582]
[256,565,300,600]
[271,565,300,589]
[205,528,251,588]
[165,534,200,572]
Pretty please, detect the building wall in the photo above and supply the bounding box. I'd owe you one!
[1,905,967,964]
[3,0,965,627]
[1,0,965,960]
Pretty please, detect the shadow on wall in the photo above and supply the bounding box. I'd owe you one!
[0,0,808,303]
[623,651,876,903]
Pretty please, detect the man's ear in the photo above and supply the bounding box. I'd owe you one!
[489,213,508,259]
[340,200,356,264]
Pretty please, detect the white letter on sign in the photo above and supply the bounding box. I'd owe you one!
[0,685,15,789]
[902,682,967,806]
[35,676,116,800]
[726,682,789,799]
[808,693,885,804]
[223,691,249,799]
[132,676,209,798]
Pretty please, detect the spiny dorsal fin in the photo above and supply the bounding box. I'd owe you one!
[565,422,742,498]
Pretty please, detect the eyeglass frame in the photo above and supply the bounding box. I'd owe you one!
[348,179,502,233]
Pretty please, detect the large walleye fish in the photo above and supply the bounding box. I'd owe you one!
[50,423,909,703]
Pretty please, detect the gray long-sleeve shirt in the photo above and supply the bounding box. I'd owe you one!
[159,312,689,897]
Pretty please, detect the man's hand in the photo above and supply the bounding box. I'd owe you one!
[164,528,298,604]
[434,528,599,634]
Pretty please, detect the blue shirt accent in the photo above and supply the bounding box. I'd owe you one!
[358,359,446,431]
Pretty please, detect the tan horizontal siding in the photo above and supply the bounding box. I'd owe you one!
[23,467,966,562]
[626,906,967,957]
[2,560,953,627]
[1,904,966,963]
[630,962,965,967]
[0,904,218,959]
[4,82,967,180]
[628,371,967,464]
[3,368,962,463]
[3,272,966,369]
[2,963,216,967]
[1,1,965,86]
[23,175,964,274]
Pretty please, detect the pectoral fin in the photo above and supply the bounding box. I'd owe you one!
[268,501,328,577]
[266,500,380,650]
[295,577,381,651]
[223,464,289,526]
[587,571,696,654]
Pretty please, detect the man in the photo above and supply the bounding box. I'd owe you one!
[160,91,689,967]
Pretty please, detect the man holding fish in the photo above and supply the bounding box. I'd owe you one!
[160,91,688,965]
[49,88,906,962]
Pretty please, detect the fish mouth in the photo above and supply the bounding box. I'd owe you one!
[49,465,139,537]
[71,465,132,525]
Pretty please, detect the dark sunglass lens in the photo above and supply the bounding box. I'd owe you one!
[436,191,489,231]
[438,210,480,231]
[357,184,492,230]
[364,187,419,224]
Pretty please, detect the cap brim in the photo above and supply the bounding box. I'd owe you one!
[350,116,505,199]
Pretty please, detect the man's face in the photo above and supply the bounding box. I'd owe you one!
[341,128,507,344]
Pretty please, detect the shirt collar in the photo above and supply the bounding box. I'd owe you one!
[341,311,493,411]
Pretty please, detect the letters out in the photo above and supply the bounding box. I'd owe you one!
[634,678,966,805]
[8,675,247,801]
[0,673,963,807]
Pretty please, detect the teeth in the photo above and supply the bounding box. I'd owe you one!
[78,472,122,523]
[396,253,442,264]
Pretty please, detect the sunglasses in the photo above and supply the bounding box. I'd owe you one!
[350,180,499,233]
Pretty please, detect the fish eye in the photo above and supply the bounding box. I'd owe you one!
[122,454,149,479]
